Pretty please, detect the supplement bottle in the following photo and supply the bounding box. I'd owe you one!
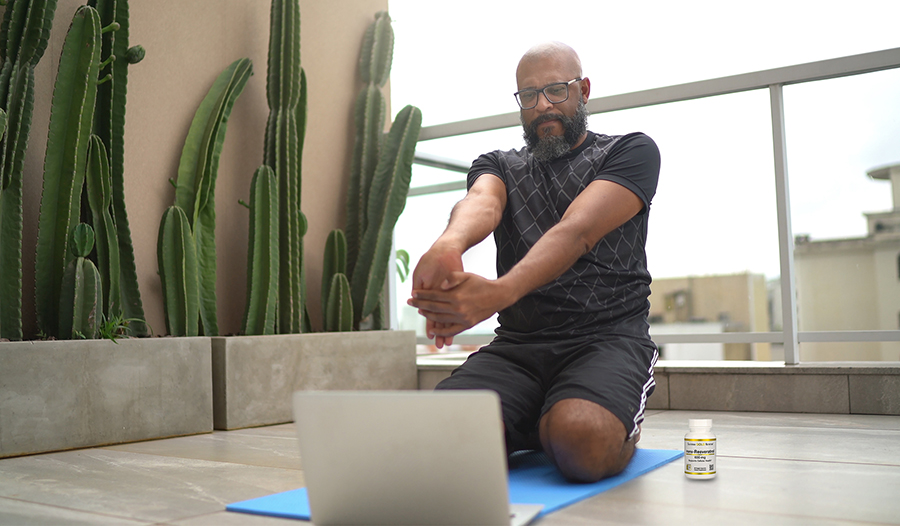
[684,419,716,479]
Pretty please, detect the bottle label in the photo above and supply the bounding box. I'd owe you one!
[684,438,716,475]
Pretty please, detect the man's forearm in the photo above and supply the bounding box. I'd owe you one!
[434,191,503,254]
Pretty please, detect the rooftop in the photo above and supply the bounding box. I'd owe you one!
[1,409,897,525]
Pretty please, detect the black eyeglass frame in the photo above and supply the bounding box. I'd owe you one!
[513,78,583,110]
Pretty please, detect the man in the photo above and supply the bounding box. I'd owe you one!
[407,42,660,483]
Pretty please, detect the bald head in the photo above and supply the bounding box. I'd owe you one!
[516,42,583,86]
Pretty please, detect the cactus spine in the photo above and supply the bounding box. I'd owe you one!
[171,57,252,336]
[264,0,307,334]
[0,0,58,340]
[346,12,422,329]
[88,0,147,335]
[157,206,199,337]
[35,5,103,338]
[59,223,101,339]
[241,165,279,336]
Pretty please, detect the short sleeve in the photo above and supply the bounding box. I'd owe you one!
[594,132,660,209]
[467,151,505,190]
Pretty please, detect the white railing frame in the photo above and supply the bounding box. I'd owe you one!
[405,47,900,364]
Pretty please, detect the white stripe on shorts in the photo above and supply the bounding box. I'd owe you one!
[630,344,659,439]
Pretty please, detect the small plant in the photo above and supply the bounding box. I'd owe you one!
[97,312,151,343]
[396,249,410,283]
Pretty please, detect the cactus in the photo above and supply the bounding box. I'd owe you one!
[0,0,58,340]
[345,12,421,329]
[85,134,120,316]
[321,228,350,329]
[350,104,421,324]
[264,0,307,334]
[88,0,147,335]
[345,11,391,279]
[173,57,252,336]
[324,272,352,332]
[157,206,199,337]
[241,165,279,336]
[59,223,102,339]
[35,5,103,338]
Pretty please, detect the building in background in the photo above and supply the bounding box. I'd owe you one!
[794,163,900,361]
[648,272,772,360]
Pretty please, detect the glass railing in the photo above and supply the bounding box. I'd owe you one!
[393,47,900,364]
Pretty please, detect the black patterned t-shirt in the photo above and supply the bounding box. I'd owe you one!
[467,131,660,342]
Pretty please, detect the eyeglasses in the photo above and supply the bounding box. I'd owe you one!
[513,78,582,110]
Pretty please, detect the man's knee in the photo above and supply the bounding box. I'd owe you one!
[539,398,634,483]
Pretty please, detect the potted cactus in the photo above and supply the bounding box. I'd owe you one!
[0,1,211,460]
[210,4,417,431]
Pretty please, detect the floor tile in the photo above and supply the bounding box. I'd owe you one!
[638,411,900,465]
[0,497,151,526]
[104,428,302,470]
[0,449,304,524]
[4,411,898,526]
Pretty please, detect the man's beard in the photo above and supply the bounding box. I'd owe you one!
[521,100,589,162]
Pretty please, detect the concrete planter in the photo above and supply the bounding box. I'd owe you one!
[0,337,212,459]
[211,330,417,430]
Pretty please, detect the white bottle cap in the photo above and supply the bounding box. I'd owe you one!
[689,419,712,428]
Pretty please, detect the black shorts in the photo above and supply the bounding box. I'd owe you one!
[435,333,658,452]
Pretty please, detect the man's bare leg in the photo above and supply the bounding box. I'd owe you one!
[538,398,637,483]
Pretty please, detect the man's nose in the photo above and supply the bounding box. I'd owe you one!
[534,90,555,111]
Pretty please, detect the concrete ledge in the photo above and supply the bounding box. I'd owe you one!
[0,337,212,459]
[212,331,417,430]
[418,357,900,415]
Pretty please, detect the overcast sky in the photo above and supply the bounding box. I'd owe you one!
[386,0,900,329]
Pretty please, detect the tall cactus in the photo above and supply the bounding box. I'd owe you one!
[350,104,421,325]
[345,11,391,280]
[241,165,278,336]
[345,12,422,328]
[88,0,147,335]
[172,57,252,336]
[0,0,58,340]
[264,0,307,334]
[35,5,103,338]
[59,223,101,339]
[85,134,120,316]
[157,206,198,337]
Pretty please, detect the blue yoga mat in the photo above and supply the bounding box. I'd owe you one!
[226,448,683,521]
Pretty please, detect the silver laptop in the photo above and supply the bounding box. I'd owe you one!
[292,390,543,526]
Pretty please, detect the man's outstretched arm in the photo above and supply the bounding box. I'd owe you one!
[410,174,507,347]
[409,179,644,337]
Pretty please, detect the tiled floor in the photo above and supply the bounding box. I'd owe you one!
[1,410,898,525]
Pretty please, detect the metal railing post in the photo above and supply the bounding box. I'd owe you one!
[769,83,800,364]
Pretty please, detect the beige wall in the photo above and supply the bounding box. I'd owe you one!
[20,0,388,337]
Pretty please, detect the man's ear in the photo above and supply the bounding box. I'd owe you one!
[580,77,591,103]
